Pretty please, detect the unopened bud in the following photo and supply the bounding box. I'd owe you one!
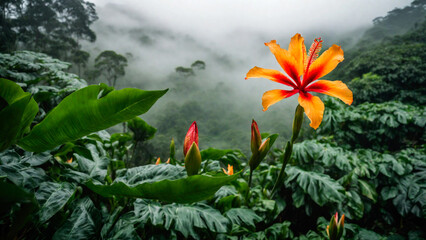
[258,138,270,160]
[251,120,262,154]
[169,138,176,164]
[184,142,201,176]
[249,138,270,170]
[184,122,198,156]
[326,212,345,240]
[291,104,304,143]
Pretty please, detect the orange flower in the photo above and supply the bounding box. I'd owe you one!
[246,34,353,129]
[222,164,234,176]
[155,157,161,165]
[66,157,73,164]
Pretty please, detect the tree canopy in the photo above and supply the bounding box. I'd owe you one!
[0,0,98,59]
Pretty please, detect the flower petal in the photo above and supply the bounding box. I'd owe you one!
[262,89,298,111]
[184,121,198,156]
[303,44,344,87]
[298,92,324,129]
[306,80,353,105]
[245,66,297,88]
[265,40,300,85]
[288,33,306,77]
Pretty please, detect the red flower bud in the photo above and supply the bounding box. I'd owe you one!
[184,121,198,156]
[326,212,345,240]
[251,120,262,154]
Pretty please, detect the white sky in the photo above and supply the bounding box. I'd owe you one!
[90,0,411,41]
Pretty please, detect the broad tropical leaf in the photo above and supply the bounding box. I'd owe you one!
[52,197,101,240]
[224,208,262,230]
[73,143,110,182]
[0,180,37,206]
[0,79,38,151]
[200,148,246,169]
[35,182,77,223]
[18,85,167,152]
[86,164,240,203]
[163,203,229,238]
[286,166,345,206]
[358,179,378,203]
[133,199,164,226]
[0,162,47,190]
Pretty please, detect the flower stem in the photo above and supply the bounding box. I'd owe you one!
[246,168,253,204]
[271,104,304,196]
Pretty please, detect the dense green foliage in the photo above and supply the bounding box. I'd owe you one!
[360,0,426,44]
[319,97,425,151]
[332,3,426,105]
[0,51,87,115]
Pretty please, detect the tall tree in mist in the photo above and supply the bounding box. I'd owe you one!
[93,50,128,87]
[0,0,98,60]
[71,50,90,76]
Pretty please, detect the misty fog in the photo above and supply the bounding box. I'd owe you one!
[82,0,411,155]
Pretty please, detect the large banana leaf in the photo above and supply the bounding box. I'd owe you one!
[18,85,167,152]
[0,79,38,151]
[86,165,240,203]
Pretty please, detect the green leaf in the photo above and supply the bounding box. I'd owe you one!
[163,203,229,238]
[214,185,238,203]
[224,208,261,230]
[264,133,279,152]
[86,165,240,203]
[381,186,398,201]
[133,199,164,226]
[35,182,77,223]
[340,190,364,219]
[0,163,47,190]
[103,212,141,240]
[18,85,167,152]
[0,180,39,239]
[0,79,38,151]
[286,166,345,206]
[200,148,245,169]
[52,197,101,240]
[356,228,384,240]
[0,180,37,205]
[21,151,52,166]
[0,94,30,151]
[73,143,109,182]
[0,149,21,165]
[116,164,186,184]
[245,221,293,240]
[358,179,378,203]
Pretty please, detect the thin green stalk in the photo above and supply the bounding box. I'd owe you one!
[271,141,292,195]
[130,140,139,165]
[246,169,253,204]
[271,105,304,195]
